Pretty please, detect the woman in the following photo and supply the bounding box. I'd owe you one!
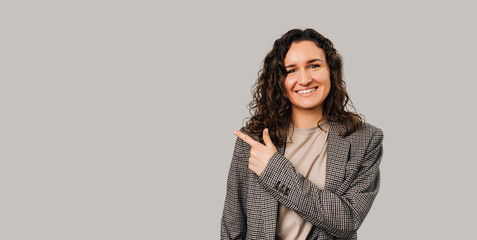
[221,28,384,240]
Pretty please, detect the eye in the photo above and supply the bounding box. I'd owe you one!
[286,69,296,74]
[310,64,320,69]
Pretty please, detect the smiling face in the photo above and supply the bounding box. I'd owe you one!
[284,40,331,116]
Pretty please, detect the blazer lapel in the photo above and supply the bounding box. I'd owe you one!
[248,133,282,239]
[325,121,351,194]
[259,139,286,239]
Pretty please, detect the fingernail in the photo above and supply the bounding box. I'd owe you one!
[233,130,238,135]
[265,128,268,133]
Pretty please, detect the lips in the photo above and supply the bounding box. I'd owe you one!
[296,87,317,94]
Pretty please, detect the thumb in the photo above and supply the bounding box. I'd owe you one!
[263,128,277,151]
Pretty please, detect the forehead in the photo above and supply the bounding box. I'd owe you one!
[284,41,326,64]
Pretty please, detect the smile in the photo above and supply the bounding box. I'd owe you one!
[296,87,317,94]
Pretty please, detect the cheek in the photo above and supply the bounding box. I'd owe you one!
[313,71,330,83]
[284,78,291,87]
[322,78,331,89]
[284,79,295,93]
[322,81,331,96]
[323,81,332,99]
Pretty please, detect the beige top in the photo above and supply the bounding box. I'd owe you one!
[276,120,330,240]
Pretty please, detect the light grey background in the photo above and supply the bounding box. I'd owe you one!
[1,0,476,239]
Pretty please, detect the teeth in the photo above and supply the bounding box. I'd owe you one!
[297,87,317,94]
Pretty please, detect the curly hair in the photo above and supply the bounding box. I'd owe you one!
[243,28,365,148]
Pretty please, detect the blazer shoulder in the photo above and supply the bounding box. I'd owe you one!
[363,122,383,136]
[239,126,261,142]
[344,122,384,168]
[347,121,384,143]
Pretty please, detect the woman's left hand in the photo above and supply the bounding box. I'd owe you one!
[234,128,277,176]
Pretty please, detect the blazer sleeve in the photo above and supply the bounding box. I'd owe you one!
[257,128,384,239]
[221,135,247,239]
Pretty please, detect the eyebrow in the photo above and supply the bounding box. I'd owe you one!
[285,59,323,68]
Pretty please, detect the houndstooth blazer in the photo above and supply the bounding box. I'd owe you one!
[221,119,384,240]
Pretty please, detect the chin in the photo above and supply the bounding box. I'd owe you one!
[294,104,322,111]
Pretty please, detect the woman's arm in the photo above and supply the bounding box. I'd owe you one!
[221,136,248,239]
[257,128,384,239]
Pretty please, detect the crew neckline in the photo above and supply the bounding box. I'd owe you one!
[289,120,329,135]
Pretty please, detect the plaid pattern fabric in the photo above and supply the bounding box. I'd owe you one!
[221,120,384,240]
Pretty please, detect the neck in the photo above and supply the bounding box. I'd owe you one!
[291,107,324,128]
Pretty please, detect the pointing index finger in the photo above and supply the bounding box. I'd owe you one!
[234,130,258,146]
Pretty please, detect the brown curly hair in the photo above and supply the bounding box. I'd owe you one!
[243,28,365,148]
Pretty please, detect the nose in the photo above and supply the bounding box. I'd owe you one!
[298,69,312,85]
